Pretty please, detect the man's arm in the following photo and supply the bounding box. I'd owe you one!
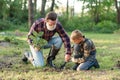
[27,22,36,44]
[56,23,72,61]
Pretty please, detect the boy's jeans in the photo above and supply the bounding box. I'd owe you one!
[73,44,99,70]
[29,36,62,67]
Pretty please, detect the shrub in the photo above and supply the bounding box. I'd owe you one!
[0,20,12,30]
[114,28,120,34]
[0,19,28,31]
[94,20,118,33]
[100,12,116,23]
[59,16,95,32]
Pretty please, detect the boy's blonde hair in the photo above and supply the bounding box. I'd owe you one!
[70,30,83,42]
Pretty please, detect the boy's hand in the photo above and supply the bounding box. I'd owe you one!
[71,57,84,63]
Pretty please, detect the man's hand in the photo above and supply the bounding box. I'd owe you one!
[65,54,71,62]
[27,39,32,45]
[34,46,41,51]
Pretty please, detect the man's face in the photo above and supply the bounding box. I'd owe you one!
[46,19,57,31]
[47,19,56,26]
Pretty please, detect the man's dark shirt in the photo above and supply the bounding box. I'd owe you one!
[27,18,71,55]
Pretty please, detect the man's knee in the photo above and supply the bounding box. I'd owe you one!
[55,37,62,49]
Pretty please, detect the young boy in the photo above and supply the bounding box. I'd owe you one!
[70,30,99,71]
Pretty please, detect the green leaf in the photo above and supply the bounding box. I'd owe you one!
[29,31,47,49]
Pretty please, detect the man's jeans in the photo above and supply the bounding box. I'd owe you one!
[29,36,62,67]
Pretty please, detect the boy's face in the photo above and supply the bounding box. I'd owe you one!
[72,37,82,44]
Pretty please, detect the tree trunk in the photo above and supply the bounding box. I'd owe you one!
[94,0,100,24]
[40,0,46,17]
[28,0,34,28]
[23,0,27,10]
[50,0,55,11]
[70,7,74,17]
[81,0,85,17]
[117,9,120,24]
[115,0,120,24]
[66,0,69,17]
[34,0,37,13]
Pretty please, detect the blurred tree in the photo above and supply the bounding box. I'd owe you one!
[78,0,101,24]
[81,0,85,17]
[34,0,37,13]
[0,0,8,20]
[23,0,27,10]
[8,0,26,23]
[115,0,120,24]
[40,0,46,17]
[87,0,101,24]
[50,0,55,11]
[79,0,114,24]
[28,0,34,27]
[66,0,69,17]
[22,0,28,23]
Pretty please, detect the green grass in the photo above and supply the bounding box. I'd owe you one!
[0,31,120,80]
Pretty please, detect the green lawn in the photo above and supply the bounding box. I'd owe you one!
[0,31,120,80]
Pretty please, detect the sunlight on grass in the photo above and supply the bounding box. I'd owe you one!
[16,37,27,41]
[94,39,120,44]
[0,70,120,80]
[0,32,120,80]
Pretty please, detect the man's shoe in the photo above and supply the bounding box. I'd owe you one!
[47,57,56,68]
[22,52,30,63]
[48,60,55,67]
[22,55,28,63]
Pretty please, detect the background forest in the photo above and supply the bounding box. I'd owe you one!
[0,0,120,33]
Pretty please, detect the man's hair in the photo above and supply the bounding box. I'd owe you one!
[45,11,57,21]
[70,30,84,41]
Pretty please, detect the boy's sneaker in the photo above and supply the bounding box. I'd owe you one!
[93,59,100,68]
[72,63,80,70]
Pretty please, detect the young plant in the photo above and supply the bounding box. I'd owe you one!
[29,31,47,50]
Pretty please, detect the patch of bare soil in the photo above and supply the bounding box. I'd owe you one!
[0,53,21,70]
[43,67,62,72]
[116,61,120,68]
[111,60,120,70]
[0,41,13,69]
[14,30,25,36]
[0,41,10,47]
[0,62,12,69]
